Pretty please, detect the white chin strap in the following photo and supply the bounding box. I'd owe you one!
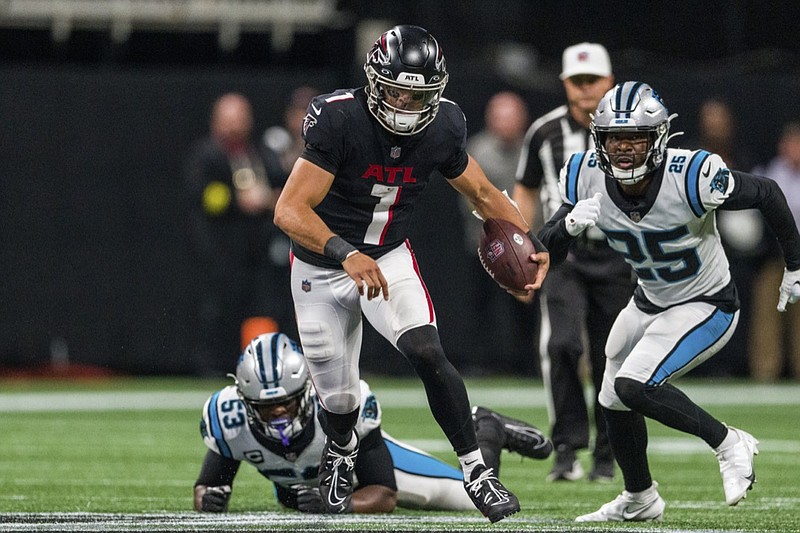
[612,164,649,185]
[385,108,421,134]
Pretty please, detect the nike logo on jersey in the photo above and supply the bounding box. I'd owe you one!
[702,161,712,177]
[311,103,322,115]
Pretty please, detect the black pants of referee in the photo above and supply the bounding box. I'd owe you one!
[540,257,635,465]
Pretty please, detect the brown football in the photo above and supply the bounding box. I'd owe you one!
[478,218,538,291]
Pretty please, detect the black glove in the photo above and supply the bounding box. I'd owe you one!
[201,485,232,512]
[296,488,328,514]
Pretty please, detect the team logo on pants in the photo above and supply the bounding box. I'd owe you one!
[302,279,311,293]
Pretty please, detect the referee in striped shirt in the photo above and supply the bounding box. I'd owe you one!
[512,43,634,483]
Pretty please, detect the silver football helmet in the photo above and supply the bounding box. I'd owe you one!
[364,25,448,136]
[234,333,313,446]
[590,81,678,184]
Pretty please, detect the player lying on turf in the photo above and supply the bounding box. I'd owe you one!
[194,333,552,513]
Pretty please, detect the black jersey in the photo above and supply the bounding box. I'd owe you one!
[293,87,469,268]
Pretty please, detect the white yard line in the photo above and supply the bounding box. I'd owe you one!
[0,383,798,412]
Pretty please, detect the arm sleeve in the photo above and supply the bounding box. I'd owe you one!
[353,426,397,491]
[721,170,800,270]
[537,204,576,266]
[194,450,241,487]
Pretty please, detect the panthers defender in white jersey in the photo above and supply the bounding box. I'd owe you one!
[539,82,800,522]
[194,333,552,514]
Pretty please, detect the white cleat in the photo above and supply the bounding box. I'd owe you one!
[716,426,759,506]
[575,481,665,522]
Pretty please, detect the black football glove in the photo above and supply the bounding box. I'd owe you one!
[201,485,232,513]
[296,487,354,514]
[296,488,328,514]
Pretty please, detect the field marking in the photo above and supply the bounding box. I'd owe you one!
[0,383,799,412]
[0,511,742,532]
[405,437,800,454]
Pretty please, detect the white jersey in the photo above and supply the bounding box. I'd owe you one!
[201,380,381,489]
[559,148,734,308]
[200,380,473,511]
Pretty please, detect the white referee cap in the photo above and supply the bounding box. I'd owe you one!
[560,42,612,80]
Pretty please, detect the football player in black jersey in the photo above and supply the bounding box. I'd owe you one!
[274,25,549,523]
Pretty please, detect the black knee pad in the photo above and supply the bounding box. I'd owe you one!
[397,325,446,371]
[614,377,648,410]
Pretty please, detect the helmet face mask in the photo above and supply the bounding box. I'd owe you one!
[364,25,448,136]
[590,82,675,185]
[234,333,313,446]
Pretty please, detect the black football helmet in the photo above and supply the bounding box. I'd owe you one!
[364,25,448,136]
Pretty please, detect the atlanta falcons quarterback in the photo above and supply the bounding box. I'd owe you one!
[273,24,549,522]
[538,81,800,522]
[194,333,552,514]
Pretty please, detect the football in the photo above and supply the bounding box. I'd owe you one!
[478,218,538,291]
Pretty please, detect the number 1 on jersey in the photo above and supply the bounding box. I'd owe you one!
[364,185,401,245]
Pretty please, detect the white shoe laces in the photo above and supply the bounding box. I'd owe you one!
[465,468,508,499]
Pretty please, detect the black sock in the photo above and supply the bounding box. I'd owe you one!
[317,407,359,448]
[602,406,653,493]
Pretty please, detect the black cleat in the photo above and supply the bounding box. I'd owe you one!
[464,464,520,523]
[318,436,359,513]
[472,406,553,459]
[547,445,584,481]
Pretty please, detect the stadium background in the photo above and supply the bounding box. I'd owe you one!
[2,0,800,376]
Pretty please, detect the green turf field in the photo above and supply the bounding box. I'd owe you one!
[0,376,798,532]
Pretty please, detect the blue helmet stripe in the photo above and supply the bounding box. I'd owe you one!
[208,391,233,458]
[685,150,711,217]
[624,82,644,117]
[565,152,586,205]
[647,308,735,386]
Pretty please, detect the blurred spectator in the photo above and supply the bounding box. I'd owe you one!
[746,121,800,380]
[513,43,633,483]
[184,92,295,377]
[263,86,319,174]
[461,91,538,374]
[694,98,760,377]
[694,98,753,172]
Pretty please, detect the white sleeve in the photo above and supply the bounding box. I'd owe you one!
[354,380,382,437]
[697,152,735,210]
